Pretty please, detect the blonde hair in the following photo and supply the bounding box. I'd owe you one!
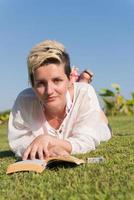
[27,40,71,86]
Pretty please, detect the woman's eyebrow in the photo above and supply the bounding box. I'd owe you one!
[34,79,47,82]
[52,76,63,79]
[34,76,63,82]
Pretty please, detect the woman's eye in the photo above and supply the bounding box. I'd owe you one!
[36,82,45,87]
[54,79,62,84]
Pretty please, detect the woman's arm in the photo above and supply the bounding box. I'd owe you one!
[66,110,111,154]
[65,84,111,154]
[8,110,40,157]
[22,135,72,160]
[8,90,46,158]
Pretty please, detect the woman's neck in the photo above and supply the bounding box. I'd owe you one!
[45,106,66,120]
[44,105,67,129]
[44,100,66,120]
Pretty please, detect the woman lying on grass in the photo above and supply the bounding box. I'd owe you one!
[8,40,111,160]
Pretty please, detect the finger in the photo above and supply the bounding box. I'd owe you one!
[48,147,57,157]
[37,146,44,160]
[43,146,49,158]
[49,152,57,157]
[22,146,31,160]
[30,145,38,160]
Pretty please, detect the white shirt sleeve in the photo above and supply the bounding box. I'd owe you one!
[66,84,111,154]
[8,112,35,157]
[8,89,45,157]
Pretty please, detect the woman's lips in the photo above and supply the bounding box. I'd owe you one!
[46,96,57,102]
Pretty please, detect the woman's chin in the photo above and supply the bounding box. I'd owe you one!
[45,101,60,109]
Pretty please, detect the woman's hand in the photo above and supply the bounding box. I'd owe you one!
[22,135,57,160]
[48,146,70,157]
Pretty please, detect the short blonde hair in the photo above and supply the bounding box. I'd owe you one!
[27,40,71,86]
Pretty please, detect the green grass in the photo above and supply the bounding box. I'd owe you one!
[0,116,134,200]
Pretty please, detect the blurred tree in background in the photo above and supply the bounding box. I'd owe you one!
[0,110,10,124]
[99,83,134,116]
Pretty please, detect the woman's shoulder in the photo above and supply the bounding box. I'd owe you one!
[18,88,35,97]
[11,88,43,125]
[17,88,36,99]
[12,88,41,117]
[14,88,38,106]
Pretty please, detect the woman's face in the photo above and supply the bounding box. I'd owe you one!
[33,63,69,111]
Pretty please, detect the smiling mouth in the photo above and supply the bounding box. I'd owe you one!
[46,97,57,102]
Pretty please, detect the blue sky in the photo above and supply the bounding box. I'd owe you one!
[0,0,134,111]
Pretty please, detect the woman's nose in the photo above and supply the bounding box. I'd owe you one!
[47,83,54,94]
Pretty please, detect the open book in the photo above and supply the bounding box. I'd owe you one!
[6,155,85,174]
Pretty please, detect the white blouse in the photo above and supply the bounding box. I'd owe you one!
[8,83,111,157]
